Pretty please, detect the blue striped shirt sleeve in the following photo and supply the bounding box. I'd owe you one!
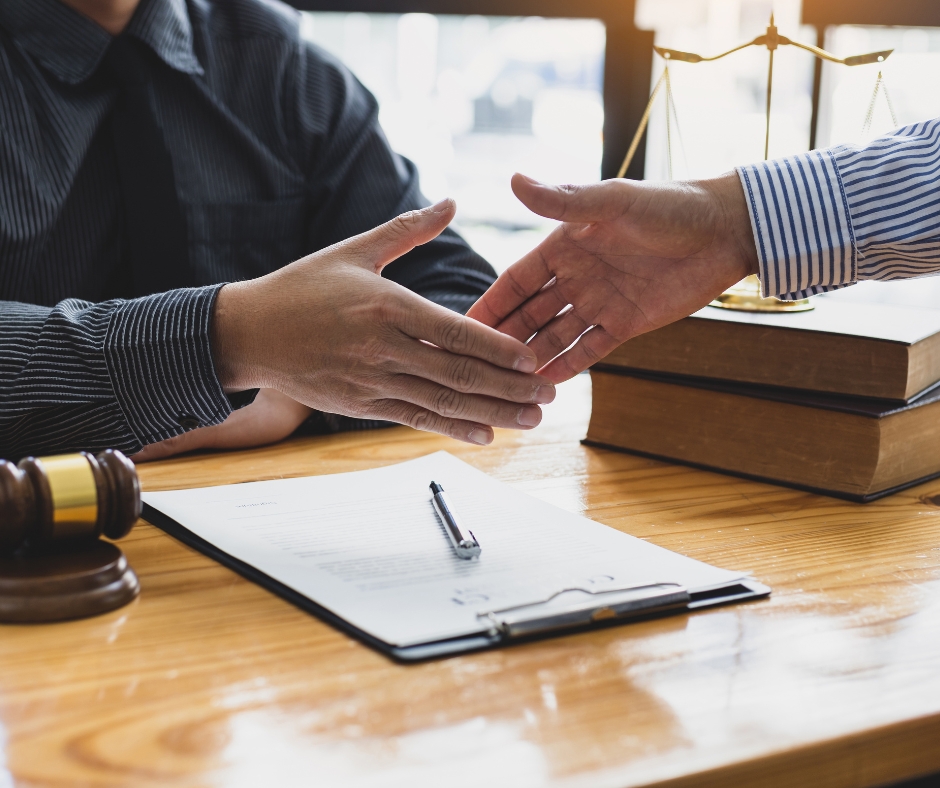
[0,286,234,458]
[736,117,940,300]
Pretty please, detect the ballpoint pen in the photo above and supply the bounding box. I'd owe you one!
[429,481,481,559]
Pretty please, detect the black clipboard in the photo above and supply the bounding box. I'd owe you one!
[144,503,770,663]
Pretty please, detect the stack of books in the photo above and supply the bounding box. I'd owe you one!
[585,298,940,501]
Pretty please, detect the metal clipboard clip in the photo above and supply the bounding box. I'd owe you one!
[476,583,691,640]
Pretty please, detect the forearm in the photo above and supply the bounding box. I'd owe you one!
[0,289,236,459]
[737,118,940,300]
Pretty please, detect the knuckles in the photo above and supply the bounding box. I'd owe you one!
[371,296,404,327]
[438,316,472,356]
[358,333,393,364]
[429,386,463,418]
[445,354,483,392]
[388,211,420,238]
[370,397,466,441]
[408,408,438,434]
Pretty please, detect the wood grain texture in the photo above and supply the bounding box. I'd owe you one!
[1,375,940,787]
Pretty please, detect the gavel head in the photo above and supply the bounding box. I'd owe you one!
[0,450,141,555]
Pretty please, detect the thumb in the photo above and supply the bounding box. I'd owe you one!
[511,174,633,224]
[342,199,457,274]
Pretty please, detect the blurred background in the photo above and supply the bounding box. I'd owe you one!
[302,12,605,270]
[300,1,940,285]
[639,0,940,179]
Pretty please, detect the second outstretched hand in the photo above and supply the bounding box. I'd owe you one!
[467,173,760,384]
[211,199,555,447]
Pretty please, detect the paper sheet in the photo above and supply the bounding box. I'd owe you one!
[143,452,745,647]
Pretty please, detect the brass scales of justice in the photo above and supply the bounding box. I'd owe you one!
[618,14,895,313]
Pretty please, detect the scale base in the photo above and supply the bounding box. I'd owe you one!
[709,274,813,313]
[0,542,139,623]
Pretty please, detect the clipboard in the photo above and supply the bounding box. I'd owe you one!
[144,502,770,663]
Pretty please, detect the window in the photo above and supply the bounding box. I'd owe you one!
[818,25,940,147]
[635,0,816,179]
[301,13,605,272]
[635,0,940,305]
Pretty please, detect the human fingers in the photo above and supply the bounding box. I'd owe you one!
[385,375,543,431]
[465,241,555,328]
[393,337,555,405]
[511,174,636,224]
[371,399,495,445]
[400,290,540,373]
[526,307,592,370]
[537,325,622,384]
[494,281,569,343]
[338,199,457,274]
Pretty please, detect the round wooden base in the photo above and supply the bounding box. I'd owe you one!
[0,542,139,623]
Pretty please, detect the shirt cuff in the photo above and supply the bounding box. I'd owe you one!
[736,151,858,300]
[104,286,234,446]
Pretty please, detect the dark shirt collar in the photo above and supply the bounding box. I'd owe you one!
[0,0,203,85]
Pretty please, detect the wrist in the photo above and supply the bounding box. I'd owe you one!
[211,282,261,392]
[708,171,759,278]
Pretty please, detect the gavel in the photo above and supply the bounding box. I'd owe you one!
[0,450,140,555]
[0,449,142,623]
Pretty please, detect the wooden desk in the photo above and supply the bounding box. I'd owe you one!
[2,374,939,787]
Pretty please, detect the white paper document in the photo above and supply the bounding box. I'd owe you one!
[143,452,747,647]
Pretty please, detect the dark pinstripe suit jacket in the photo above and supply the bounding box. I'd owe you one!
[0,0,495,458]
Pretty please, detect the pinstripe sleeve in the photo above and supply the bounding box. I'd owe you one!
[736,117,940,300]
[0,286,234,459]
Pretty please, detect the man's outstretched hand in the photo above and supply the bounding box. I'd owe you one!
[210,199,554,447]
[135,199,555,462]
[467,173,760,383]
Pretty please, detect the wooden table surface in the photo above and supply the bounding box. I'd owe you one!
[2,374,940,788]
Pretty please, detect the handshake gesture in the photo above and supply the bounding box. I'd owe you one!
[468,172,759,382]
[137,173,758,461]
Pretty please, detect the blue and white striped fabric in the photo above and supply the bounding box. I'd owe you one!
[0,0,494,460]
[737,118,940,300]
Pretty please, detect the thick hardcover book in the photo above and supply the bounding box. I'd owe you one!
[603,299,940,401]
[586,367,940,501]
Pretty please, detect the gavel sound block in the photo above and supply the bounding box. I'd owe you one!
[0,450,141,623]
